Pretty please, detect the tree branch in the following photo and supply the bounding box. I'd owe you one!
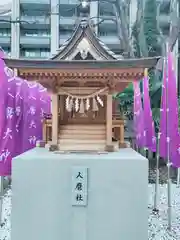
[169,0,180,51]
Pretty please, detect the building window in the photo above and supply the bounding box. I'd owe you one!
[3,48,11,57]
[98,25,117,36]
[60,25,74,36]
[21,29,50,37]
[59,4,77,17]
[40,50,50,58]
[98,30,117,36]
[98,2,115,17]
[21,48,50,58]
[159,2,170,14]
[21,8,50,17]
[25,51,36,58]
[161,25,170,36]
[0,29,11,37]
[59,0,78,4]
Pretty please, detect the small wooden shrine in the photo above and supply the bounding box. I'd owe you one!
[4,19,159,152]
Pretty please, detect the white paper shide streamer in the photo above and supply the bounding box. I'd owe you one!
[75,98,79,112]
[86,98,90,111]
[64,87,106,114]
[96,95,104,107]
[65,96,71,112]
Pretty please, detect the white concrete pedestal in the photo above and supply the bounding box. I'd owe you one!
[12,148,148,240]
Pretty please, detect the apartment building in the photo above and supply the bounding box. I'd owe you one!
[0,0,178,60]
[0,0,122,58]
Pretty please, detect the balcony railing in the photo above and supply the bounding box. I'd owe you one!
[20,0,50,4]
[20,16,50,25]
[0,36,11,46]
[20,36,50,46]
[20,16,77,26]
[99,36,119,45]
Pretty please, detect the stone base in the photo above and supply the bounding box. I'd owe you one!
[12,148,148,240]
[48,143,58,151]
[119,142,130,148]
[36,140,46,148]
[105,143,119,152]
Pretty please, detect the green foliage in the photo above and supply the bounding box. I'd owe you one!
[115,83,134,120]
[117,0,163,123]
[116,83,134,99]
[115,72,162,124]
[152,107,160,133]
[143,0,161,57]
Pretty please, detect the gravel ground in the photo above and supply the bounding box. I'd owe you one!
[0,189,11,240]
[148,184,180,240]
[1,184,180,240]
[149,165,177,184]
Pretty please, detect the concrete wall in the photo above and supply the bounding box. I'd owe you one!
[11,147,148,240]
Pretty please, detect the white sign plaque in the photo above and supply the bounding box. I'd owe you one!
[71,167,88,206]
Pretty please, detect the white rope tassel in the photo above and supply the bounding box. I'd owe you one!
[86,98,90,111]
[96,95,104,107]
[75,98,79,112]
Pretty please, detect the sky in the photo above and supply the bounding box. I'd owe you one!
[0,0,11,15]
[0,0,11,5]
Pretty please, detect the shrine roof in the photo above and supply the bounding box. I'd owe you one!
[3,18,160,71]
[50,18,122,61]
[3,56,160,70]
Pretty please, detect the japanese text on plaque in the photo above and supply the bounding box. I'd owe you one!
[72,167,88,206]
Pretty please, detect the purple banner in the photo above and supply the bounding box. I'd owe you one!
[143,69,156,152]
[167,52,180,167]
[159,57,167,159]
[133,81,145,148]
[159,50,180,167]
[0,59,11,176]
[0,59,51,176]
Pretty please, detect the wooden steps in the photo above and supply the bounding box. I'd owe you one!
[58,124,106,151]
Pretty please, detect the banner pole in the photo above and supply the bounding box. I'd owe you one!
[153,133,160,212]
[177,168,180,186]
[0,176,4,224]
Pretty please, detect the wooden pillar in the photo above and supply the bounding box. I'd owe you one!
[51,93,59,145]
[42,119,46,142]
[59,94,64,121]
[119,124,124,145]
[106,94,113,146]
